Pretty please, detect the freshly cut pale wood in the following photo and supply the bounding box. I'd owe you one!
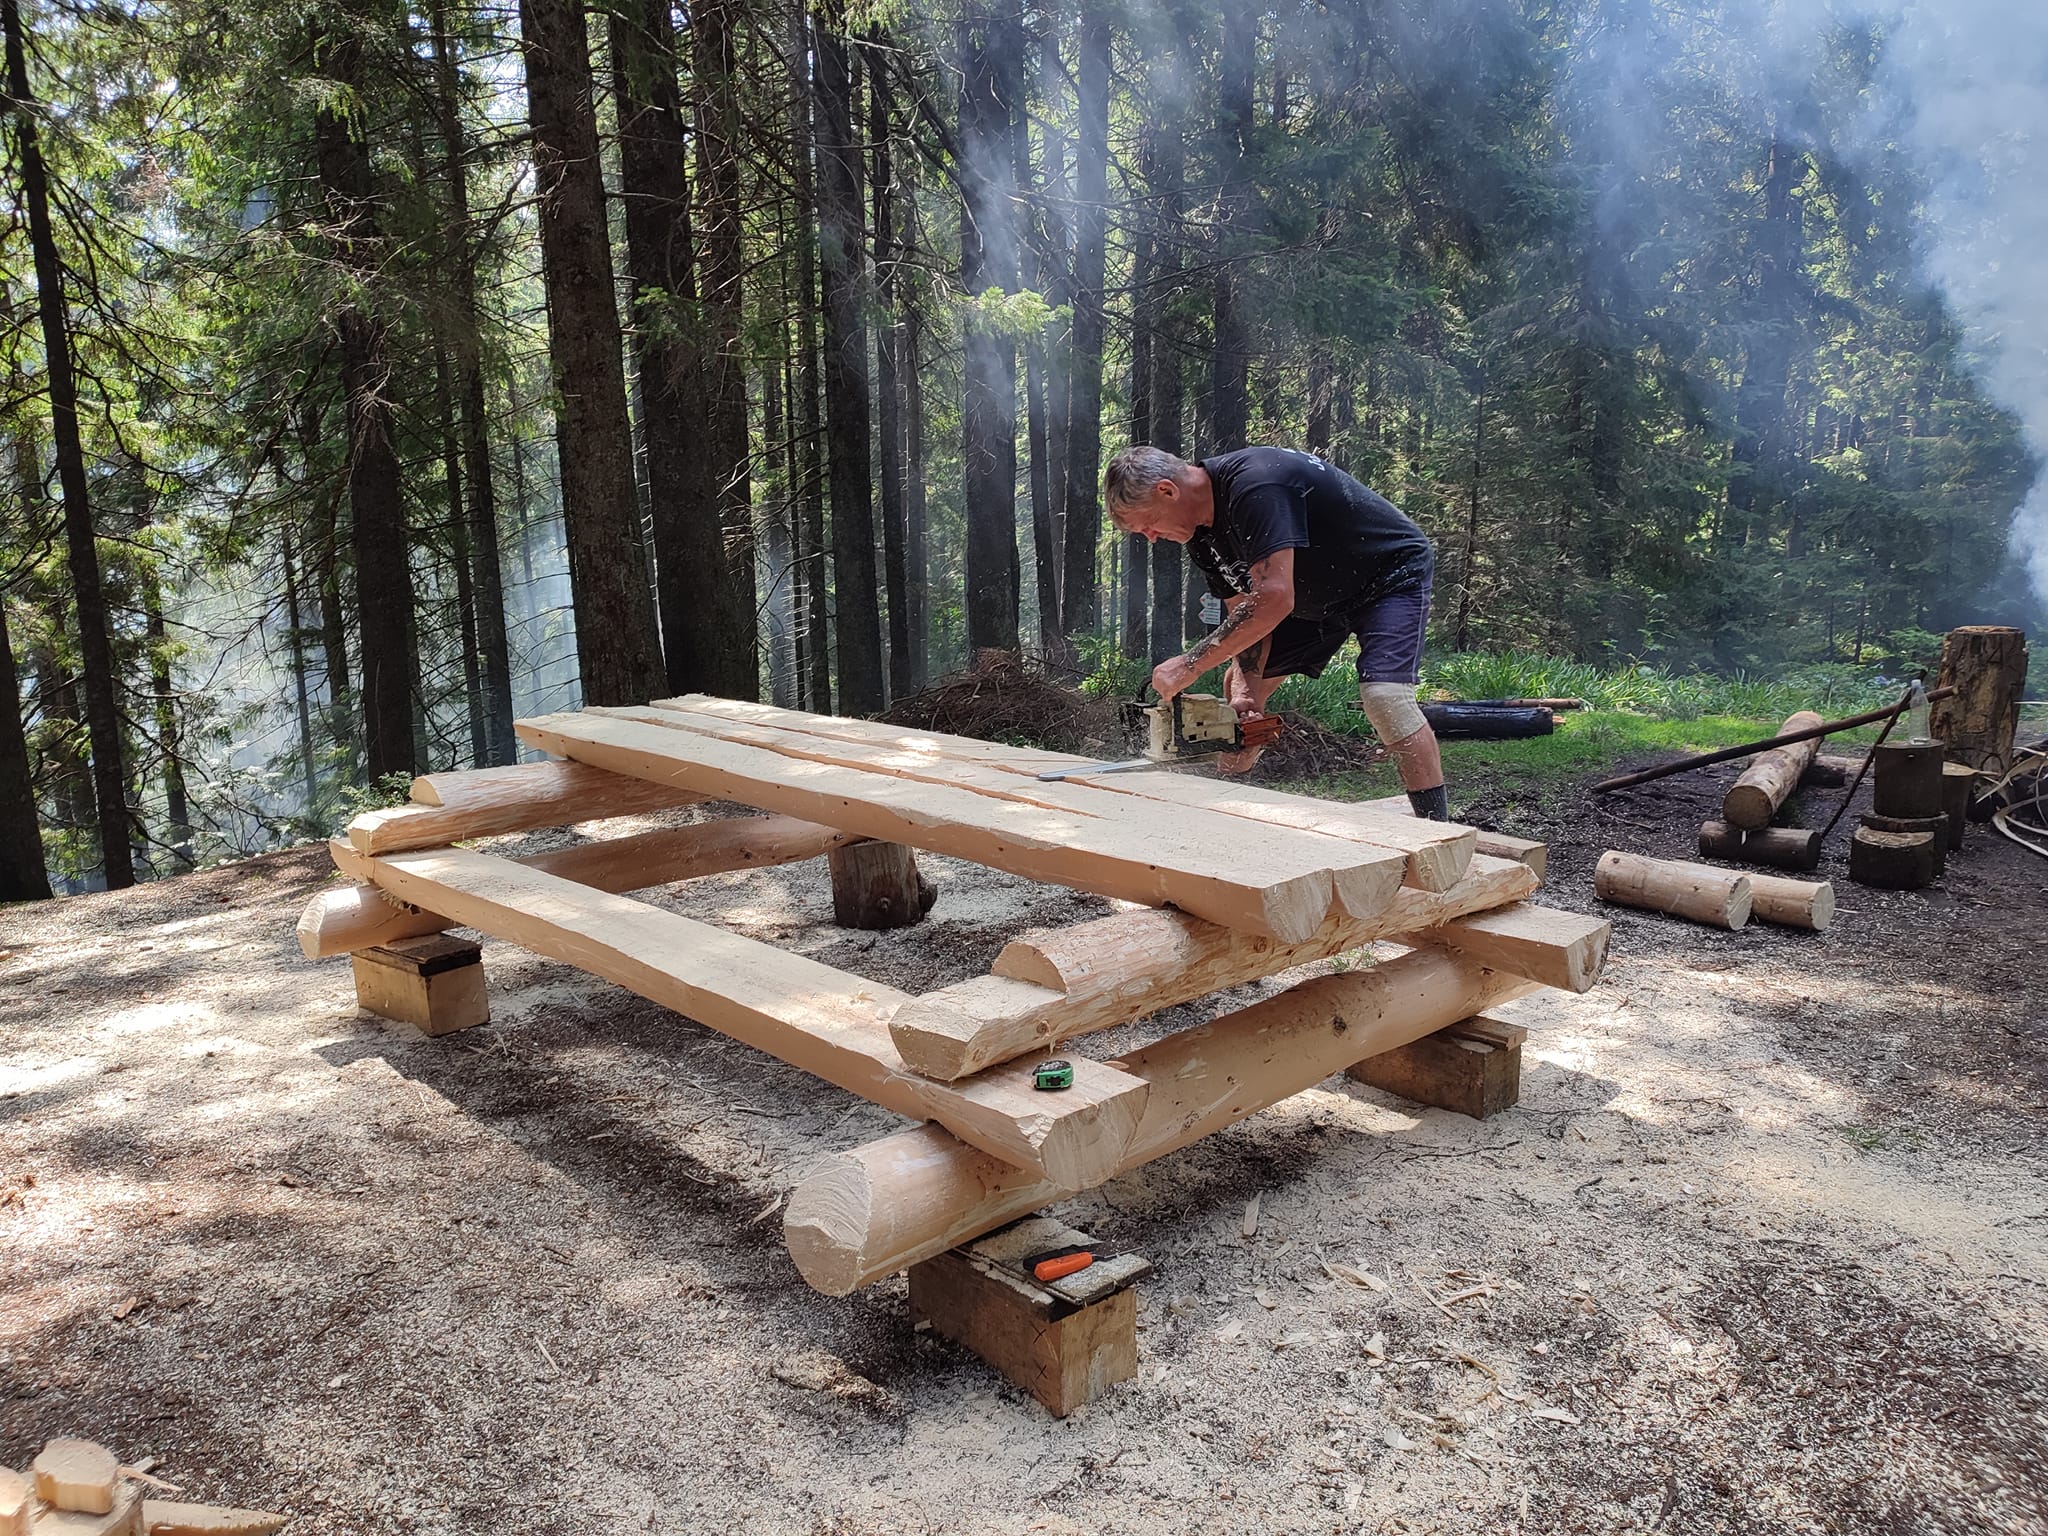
[299,816,859,958]
[340,845,1147,1189]
[787,946,1538,1294]
[32,1441,118,1515]
[141,1502,289,1536]
[37,1486,143,1536]
[350,760,701,854]
[1357,794,1547,876]
[1723,711,1824,829]
[0,1468,29,1536]
[649,695,1478,893]
[1421,903,1609,993]
[518,710,1403,942]
[891,855,1539,1080]
[1595,851,1751,930]
[1697,820,1822,872]
[1747,874,1834,931]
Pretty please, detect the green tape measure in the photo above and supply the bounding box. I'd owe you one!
[1032,1059,1075,1092]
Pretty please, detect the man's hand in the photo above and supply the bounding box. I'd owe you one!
[1149,656,1194,702]
[1225,657,1258,718]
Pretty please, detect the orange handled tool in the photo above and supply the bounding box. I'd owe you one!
[1032,1250,1095,1283]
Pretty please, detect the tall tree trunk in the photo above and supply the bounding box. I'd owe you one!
[1725,133,1806,557]
[870,39,911,702]
[903,300,931,689]
[0,589,47,900]
[427,0,514,761]
[693,0,759,697]
[761,301,798,706]
[814,11,884,712]
[142,582,191,870]
[519,0,666,706]
[786,3,830,711]
[1207,0,1255,455]
[1455,386,1484,652]
[3,0,133,884]
[1144,119,1187,664]
[295,402,357,767]
[280,522,321,803]
[1306,350,1334,458]
[1123,191,1153,659]
[1061,10,1110,641]
[957,1,1022,653]
[314,32,418,780]
[612,0,751,699]
[1020,21,1061,656]
[434,343,489,765]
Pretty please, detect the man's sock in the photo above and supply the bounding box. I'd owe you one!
[1406,784,1450,822]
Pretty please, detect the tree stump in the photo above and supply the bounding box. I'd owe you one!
[828,841,936,930]
[1871,741,1945,819]
[1849,826,1938,890]
[1861,812,1950,874]
[1930,625,2029,774]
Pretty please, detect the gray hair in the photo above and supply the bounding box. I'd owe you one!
[1103,445,1189,517]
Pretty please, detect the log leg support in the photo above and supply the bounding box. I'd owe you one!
[827,840,937,930]
[350,934,490,1037]
[1346,1014,1526,1120]
[908,1215,1152,1418]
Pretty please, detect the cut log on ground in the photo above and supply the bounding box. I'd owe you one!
[1696,821,1822,872]
[890,856,1540,1081]
[1594,851,1751,929]
[1723,711,1824,829]
[1802,753,1864,788]
[786,945,1538,1294]
[1848,826,1939,890]
[348,759,702,855]
[1746,874,1834,931]
[1860,813,1949,874]
[1931,625,2029,774]
[518,710,1406,943]
[827,841,935,929]
[650,694,1481,893]
[332,844,1148,1190]
[1419,702,1554,739]
[298,815,857,958]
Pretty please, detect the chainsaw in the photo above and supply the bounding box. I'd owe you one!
[1036,692,1282,781]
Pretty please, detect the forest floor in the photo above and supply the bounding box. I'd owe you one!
[2,729,2045,1536]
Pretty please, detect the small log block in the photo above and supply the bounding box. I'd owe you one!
[908,1215,1151,1418]
[1697,821,1823,872]
[1594,851,1751,929]
[140,1501,290,1536]
[1347,1014,1525,1119]
[1860,813,1949,874]
[1747,874,1834,931]
[1723,711,1824,829]
[1930,625,2029,774]
[1942,762,1973,852]
[1424,904,1609,993]
[1800,753,1864,788]
[826,841,936,930]
[350,935,489,1037]
[1871,741,1945,820]
[1848,826,1939,890]
[32,1442,118,1516]
[1,1469,31,1536]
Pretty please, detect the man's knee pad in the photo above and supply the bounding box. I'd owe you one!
[1359,681,1427,743]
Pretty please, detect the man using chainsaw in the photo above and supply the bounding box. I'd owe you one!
[1102,444,1449,820]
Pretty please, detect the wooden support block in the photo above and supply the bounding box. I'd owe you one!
[1346,1015,1525,1119]
[31,1487,142,1536]
[1849,825,1939,890]
[1942,762,1974,852]
[31,1443,117,1516]
[826,841,935,930]
[908,1215,1151,1418]
[1,1469,31,1536]
[350,935,489,1036]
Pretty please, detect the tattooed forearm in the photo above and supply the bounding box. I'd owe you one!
[1180,594,1258,674]
[1243,634,1271,680]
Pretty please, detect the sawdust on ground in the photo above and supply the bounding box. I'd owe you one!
[1,754,2043,1536]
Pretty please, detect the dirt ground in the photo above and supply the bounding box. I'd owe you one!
[2,750,2044,1535]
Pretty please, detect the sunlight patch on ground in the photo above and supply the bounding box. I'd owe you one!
[0,1054,99,1097]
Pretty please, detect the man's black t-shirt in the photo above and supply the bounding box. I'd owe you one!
[1190,447,1432,619]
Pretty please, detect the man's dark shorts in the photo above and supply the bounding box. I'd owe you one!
[1258,561,1434,687]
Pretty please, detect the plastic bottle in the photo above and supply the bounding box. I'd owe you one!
[1904,679,1932,743]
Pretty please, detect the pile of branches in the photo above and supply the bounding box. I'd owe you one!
[880,649,1389,780]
